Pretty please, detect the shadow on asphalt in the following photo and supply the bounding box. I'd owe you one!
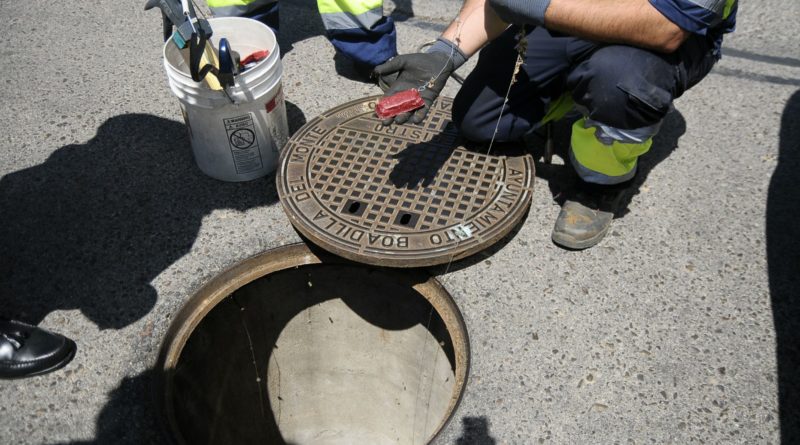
[455,416,497,445]
[55,371,497,445]
[0,107,311,330]
[767,89,800,444]
[54,369,162,445]
[273,0,326,59]
[55,372,497,445]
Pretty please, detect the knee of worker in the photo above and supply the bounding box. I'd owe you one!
[452,94,528,143]
[452,105,491,143]
[570,46,674,129]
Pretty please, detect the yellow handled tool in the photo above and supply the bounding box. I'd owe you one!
[145,0,223,90]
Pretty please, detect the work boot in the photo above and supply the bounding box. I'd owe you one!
[551,181,631,250]
[0,318,76,379]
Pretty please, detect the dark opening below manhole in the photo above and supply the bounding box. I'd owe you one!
[157,244,469,445]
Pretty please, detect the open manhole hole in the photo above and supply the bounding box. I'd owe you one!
[157,244,469,444]
[277,96,534,267]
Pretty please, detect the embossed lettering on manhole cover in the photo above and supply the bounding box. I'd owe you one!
[276,96,534,267]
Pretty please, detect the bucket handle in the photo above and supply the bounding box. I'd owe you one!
[189,31,219,84]
[189,31,237,103]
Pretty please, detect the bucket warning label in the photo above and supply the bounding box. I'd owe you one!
[224,114,263,174]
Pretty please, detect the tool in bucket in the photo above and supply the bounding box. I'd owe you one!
[216,38,238,87]
[144,0,234,90]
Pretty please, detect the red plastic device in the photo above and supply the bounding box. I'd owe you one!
[376,89,425,119]
[239,50,270,69]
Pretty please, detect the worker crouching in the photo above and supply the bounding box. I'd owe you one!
[376,0,737,250]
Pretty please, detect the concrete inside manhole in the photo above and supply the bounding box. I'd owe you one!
[157,244,469,445]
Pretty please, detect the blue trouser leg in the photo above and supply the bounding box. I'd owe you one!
[452,26,718,143]
[246,1,280,31]
[325,16,397,68]
[209,0,280,32]
[210,1,396,68]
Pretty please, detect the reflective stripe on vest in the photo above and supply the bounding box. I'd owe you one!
[584,118,661,145]
[682,0,728,15]
[208,0,276,16]
[682,0,736,27]
[317,0,383,30]
[570,119,653,185]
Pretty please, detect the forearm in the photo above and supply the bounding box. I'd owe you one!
[544,0,688,53]
[440,0,509,58]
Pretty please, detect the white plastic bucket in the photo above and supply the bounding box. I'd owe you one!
[163,17,289,182]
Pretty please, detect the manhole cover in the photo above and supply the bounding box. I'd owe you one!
[277,96,534,267]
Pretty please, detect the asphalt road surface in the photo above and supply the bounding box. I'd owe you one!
[1,0,798,443]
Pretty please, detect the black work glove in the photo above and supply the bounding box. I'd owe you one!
[373,52,454,125]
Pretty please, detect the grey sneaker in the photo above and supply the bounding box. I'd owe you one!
[551,182,631,250]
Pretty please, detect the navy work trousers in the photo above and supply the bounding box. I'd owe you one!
[452,26,720,143]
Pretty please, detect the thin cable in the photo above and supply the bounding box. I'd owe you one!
[438,26,527,282]
[416,41,465,84]
[418,17,463,92]
[486,63,518,154]
[485,26,527,157]
[410,305,435,444]
[230,295,268,422]
[418,3,485,92]
[409,13,528,442]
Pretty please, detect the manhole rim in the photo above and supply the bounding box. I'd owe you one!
[155,243,471,445]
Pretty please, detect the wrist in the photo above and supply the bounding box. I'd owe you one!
[425,37,468,70]
[489,0,551,26]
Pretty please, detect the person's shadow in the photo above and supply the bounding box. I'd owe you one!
[767,89,800,443]
[455,416,497,445]
[59,380,498,445]
[0,108,306,330]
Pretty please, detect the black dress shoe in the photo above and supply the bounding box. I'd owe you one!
[0,318,76,379]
